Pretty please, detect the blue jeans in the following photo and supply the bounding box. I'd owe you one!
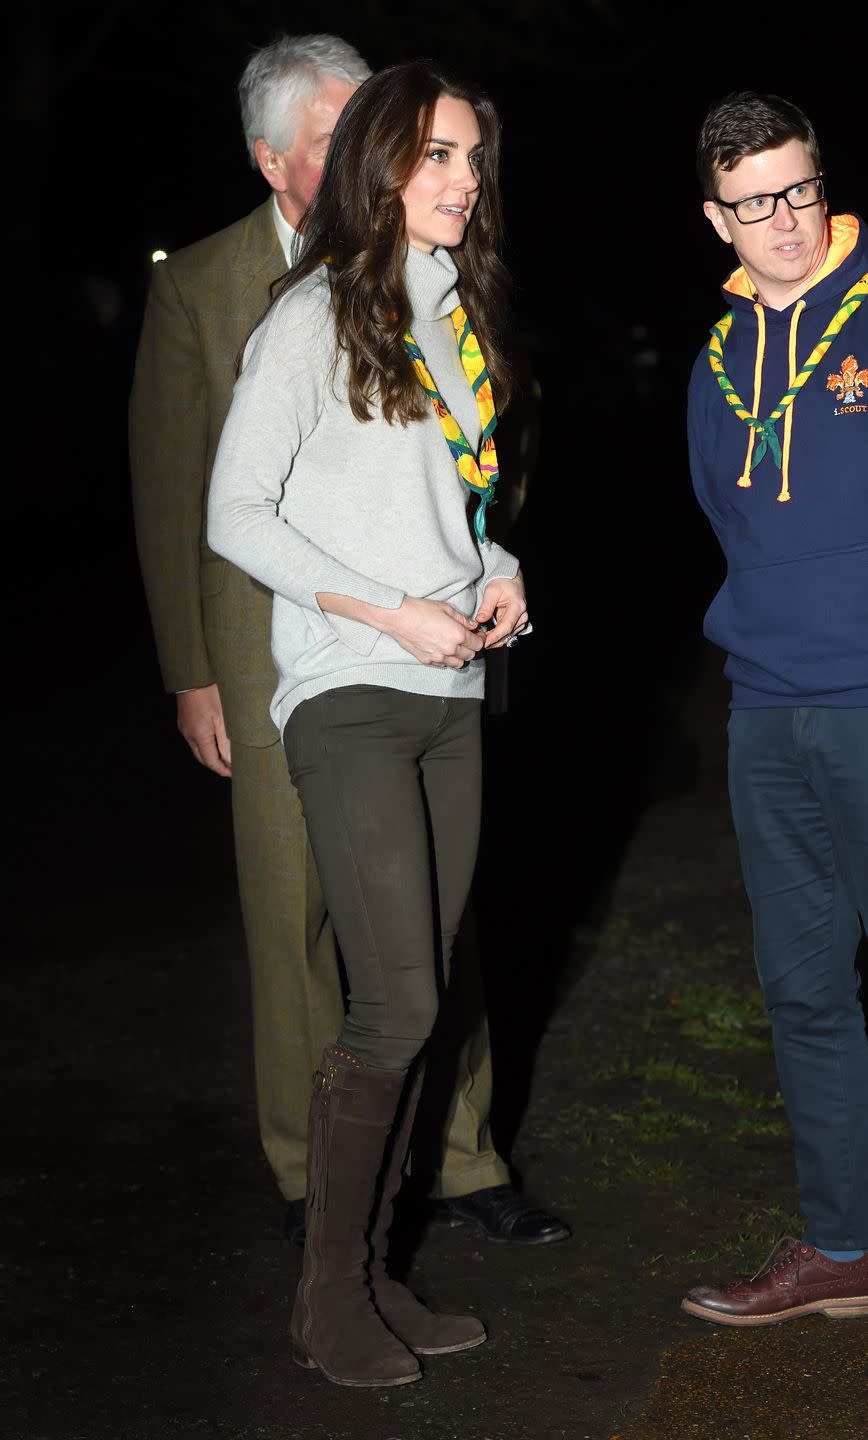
[728,707,868,1250]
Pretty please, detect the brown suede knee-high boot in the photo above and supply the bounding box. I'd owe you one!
[369,1063,486,1356]
[290,1045,421,1387]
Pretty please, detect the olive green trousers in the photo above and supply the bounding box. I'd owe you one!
[231,729,508,1201]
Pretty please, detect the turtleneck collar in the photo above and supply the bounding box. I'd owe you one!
[403,244,460,322]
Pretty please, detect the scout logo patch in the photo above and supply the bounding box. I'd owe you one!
[827,353,868,413]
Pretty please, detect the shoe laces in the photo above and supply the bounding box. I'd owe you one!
[750,1235,812,1283]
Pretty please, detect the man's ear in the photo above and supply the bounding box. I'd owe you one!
[254,139,286,193]
[703,199,734,246]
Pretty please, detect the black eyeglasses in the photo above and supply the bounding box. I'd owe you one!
[712,176,825,225]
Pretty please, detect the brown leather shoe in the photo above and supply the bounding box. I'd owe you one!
[682,1237,868,1327]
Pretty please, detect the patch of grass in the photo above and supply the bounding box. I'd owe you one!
[562,1132,596,1151]
[730,1114,789,1139]
[677,1205,803,1271]
[746,1204,804,1235]
[665,982,769,1053]
[636,1057,781,1111]
[712,937,743,957]
[621,1156,684,1187]
[563,1053,783,1199]
[581,1058,633,1086]
[678,1022,766,1052]
[560,1096,714,1148]
[608,1100,712,1144]
[563,969,784,1206]
[559,1098,602,1122]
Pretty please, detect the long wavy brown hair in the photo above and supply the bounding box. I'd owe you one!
[277,61,512,424]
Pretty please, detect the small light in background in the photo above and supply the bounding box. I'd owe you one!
[151,249,168,264]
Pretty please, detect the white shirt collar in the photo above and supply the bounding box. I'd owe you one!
[271,196,298,269]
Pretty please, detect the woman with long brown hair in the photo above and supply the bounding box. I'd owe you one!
[208,61,528,1389]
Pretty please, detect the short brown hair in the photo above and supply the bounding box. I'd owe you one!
[697,91,822,199]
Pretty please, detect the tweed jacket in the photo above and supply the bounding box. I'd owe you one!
[129,199,287,747]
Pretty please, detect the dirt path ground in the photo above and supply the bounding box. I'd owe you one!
[6,645,867,1440]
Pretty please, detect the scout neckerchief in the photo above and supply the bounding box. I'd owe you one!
[324,255,499,541]
[707,273,867,489]
[404,308,498,542]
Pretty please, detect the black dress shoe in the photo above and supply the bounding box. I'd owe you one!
[284,1197,306,1248]
[432,1185,571,1245]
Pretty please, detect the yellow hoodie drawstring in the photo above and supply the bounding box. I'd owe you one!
[738,304,766,487]
[778,300,806,503]
[707,274,867,502]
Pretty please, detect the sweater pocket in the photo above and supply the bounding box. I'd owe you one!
[705,543,868,698]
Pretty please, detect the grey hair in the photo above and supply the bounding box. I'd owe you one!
[238,33,371,165]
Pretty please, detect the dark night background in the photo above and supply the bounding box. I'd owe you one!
[7,5,865,1436]
[15,0,861,978]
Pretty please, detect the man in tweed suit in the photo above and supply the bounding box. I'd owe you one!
[130,33,568,1248]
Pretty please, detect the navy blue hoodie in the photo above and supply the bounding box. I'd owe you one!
[688,213,868,707]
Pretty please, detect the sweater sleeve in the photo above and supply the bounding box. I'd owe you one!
[477,536,520,601]
[207,281,405,647]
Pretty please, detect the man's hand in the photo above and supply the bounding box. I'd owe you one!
[475,573,529,648]
[176,684,232,776]
[385,596,486,669]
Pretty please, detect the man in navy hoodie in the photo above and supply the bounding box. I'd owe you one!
[682,91,867,1326]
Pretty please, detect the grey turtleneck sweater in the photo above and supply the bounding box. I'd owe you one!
[207,244,520,735]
